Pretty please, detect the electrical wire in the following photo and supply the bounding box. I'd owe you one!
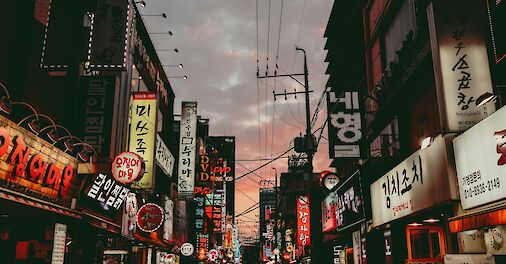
[236,187,258,204]
[235,147,294,181]
[237,161,265,180]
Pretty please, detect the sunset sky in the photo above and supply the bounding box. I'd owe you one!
[138,0,334,238]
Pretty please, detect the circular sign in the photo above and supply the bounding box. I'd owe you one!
[112,152,145,184]
[208,249,219,261]
[136,203,164,232]
[286,245,294,252]
[180,243,194,257]
[320,171,340,192]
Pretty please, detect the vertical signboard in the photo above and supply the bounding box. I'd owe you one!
[162,195,174,242]
[129,92,157,189]
[51,223,67,264]
[335,171,365,230]
[121,193,137,239]
[177,102,197,197]
[327,91,363,158]
[78,76,116,162]
[321,192,337,233]
[156,134,175,177]
[428,0,496,132]
[296,196,310,246]
[88,0,130,69]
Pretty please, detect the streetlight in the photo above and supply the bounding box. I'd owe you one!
[149,30,173,36]
[142,13,167,19]
[162,64,183,68]
[157,48,178,53]
[167,75,188,80]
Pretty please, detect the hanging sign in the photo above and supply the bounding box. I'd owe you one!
[180,243,194,257]
[177,102,197,197]
[129,92,157,189]
[51,223,67,264]
[136,203,164,233]
[112,152,145,184]
[321,192,337,233]
[335,171,365,230]
[320,171,340,192]
[87,173,130,210]
[121,192,137,238]
[156,134,175,177]
[296,195,310,246]
[428,0,496,132]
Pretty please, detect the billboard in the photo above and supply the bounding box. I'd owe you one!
[129,92,157,189]
[177,102,197,197]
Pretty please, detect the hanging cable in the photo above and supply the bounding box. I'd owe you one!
[236,147,294,181]
[236,187,258,204]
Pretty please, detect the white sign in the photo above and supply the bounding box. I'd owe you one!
[327,91,362,158]
[180,242,194,256]
[156,134,175,177]
[321,192,337,233]
[162,195,174,242]
[428,1,496,132]
[352,231,361,264]
[454,106,506,209]
[177,102,197,197]
[51,223,67,264]
[457,230,486,253]
[444,254,496,264]
[121,192,138,238]
[370,135,458,227]
[87,173,131,210]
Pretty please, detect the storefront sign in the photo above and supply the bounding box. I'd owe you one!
[444,254,495,264]
[51,223,66,264]
[370,135,458,227]
[129,92,157,189]
[162,196,174,242]
[207,136,235,182]
[428,0,496,132]
[321,192,337,233]
[352,231,362,264]
[205,193,224,233]
[112,152,144,184]
[327,91,363,158]
[296,195,310,246]
[457,230,486,253]
[136,203,164,233]
[121,192,137,239]
[78,76,115,161]
[156,134,175,177]
[454,106,506,209]
[336,171,365,230]
[87,173,130,210]
[177,102,197,197]
[88,0,130,69]
[333,245,343,264]
[196,233,209,260]
[0,116,78,203]
[321,171,340,192]
[180,243,194,257]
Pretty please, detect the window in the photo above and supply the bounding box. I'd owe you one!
[407,225,445,260]
[383,0,416,68]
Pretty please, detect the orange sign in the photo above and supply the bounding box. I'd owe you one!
[0,116,78,202]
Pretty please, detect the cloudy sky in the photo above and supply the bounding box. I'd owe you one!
[139,0,334,238]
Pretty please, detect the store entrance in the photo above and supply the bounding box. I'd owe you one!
[406,225,445,264]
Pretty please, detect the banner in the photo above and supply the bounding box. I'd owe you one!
[327,91,363,158]
[428,0,496,132]
[129,92,157,189]
[177,102,197,197]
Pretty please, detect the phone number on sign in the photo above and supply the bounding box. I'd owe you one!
[463,178,501,199]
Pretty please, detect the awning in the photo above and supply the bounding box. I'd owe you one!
[0,190,81,219]
[80,208,121,234]
[449,206,506,233]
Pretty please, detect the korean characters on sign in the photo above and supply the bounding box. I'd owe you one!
[111,152,145,184]
[177,102,197,197]
[297,195,310,246]
[428,0,496,131]
[87,173,130,210]
[327,91,362,158]
[129,92,157,189]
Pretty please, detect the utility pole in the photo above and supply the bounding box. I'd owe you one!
[258,46,315,262]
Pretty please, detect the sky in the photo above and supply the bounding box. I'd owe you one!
[138,0,334,239]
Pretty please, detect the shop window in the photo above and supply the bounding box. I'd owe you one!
[406,225,445,262]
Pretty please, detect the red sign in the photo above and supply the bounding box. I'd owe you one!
[0,116,78,202]
[136,203,164,232]
[297,195,310,246]
[111,152,144,184]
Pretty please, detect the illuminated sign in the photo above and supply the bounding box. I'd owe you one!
[296,196,310,246]
[454,106,506,209]
[428,1,496,132]
[136,203,164,233]
[129,92,157,189]
[321,192,337,233]
[51,223,67,264]
[197,155,210,183]
[335,171,365,230]
[162,195,174,242]
[121,192,137,238]
[370,135,458,227]
[156,134,175,177]
[112,152,144,184]
[0,116,78,202]
[177,102,197,197]
[87,173,130,210]
[327,91,363,158]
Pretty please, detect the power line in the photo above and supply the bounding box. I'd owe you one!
[236,156,289,162]
[236,186,258,204]
[237,161,264,180]
[235,147,294,181]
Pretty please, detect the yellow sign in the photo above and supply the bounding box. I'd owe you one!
[129,92,157,189]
